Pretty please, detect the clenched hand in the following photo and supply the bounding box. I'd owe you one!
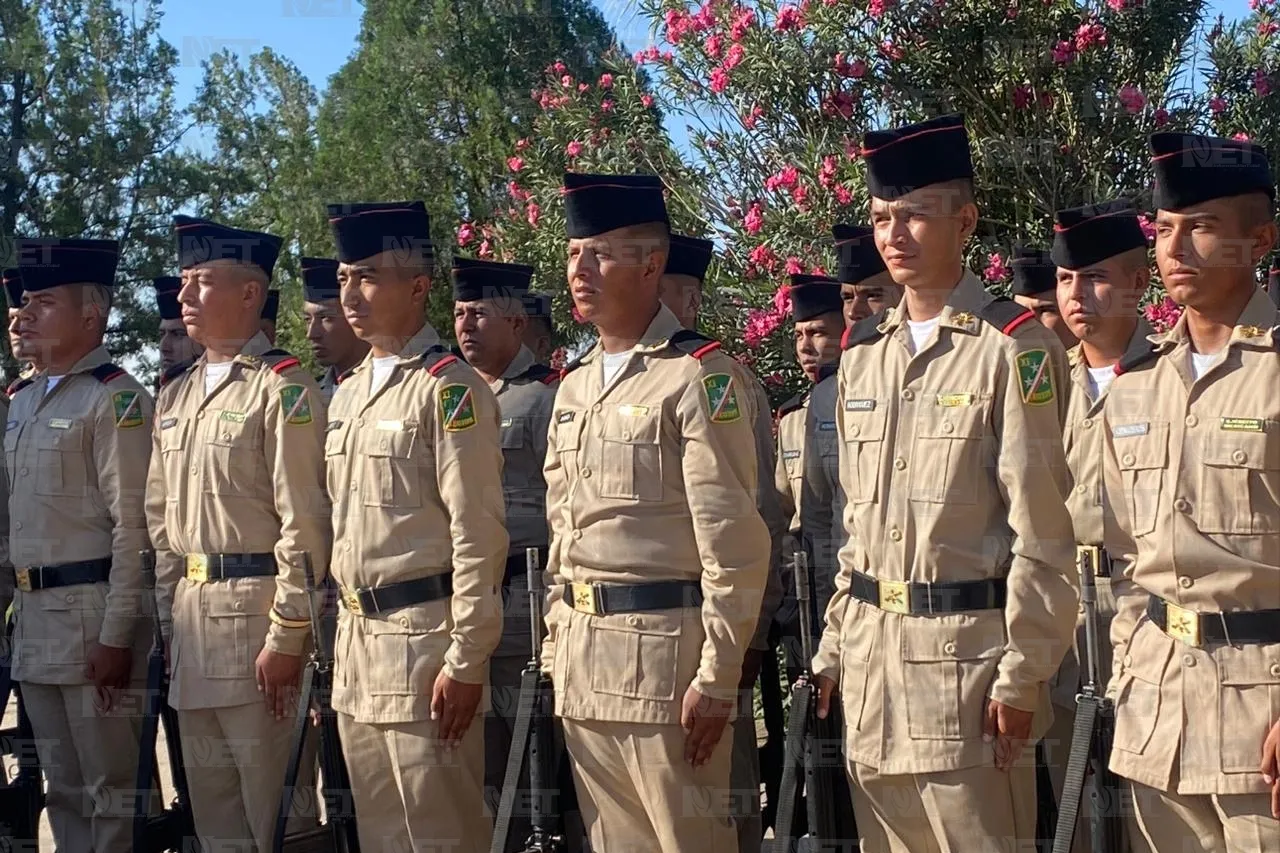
[256,648,302,721]
[431,671,483,749]
[681,685,735,767]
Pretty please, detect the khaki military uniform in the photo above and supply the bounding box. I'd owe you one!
[1045,321,1154,853]
[317,365,340,408]
[5,349,153,853]
[1101,290,1280,852]
[801,370,845,615]
[145,332,331,853]
[773,392,809,675]
[541,305,770,853]
[326,322,506,853]
[814,272,1078,852]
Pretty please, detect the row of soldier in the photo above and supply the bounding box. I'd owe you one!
[0,109,1276,853]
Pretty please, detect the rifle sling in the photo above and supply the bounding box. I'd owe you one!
[490,666,540,853]
[1052,694,1101,853]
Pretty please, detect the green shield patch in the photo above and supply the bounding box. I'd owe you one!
[111,390,144,429]
[1015,349,1055,406]
[702,373,742,424]
[439,383,477,432]
[279,384,313,426]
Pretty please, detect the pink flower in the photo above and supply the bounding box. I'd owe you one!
[691,1,717,31]
[835,184,854,205]
[1260,20,1280,37]
[819,155,839,188]
[1039,91,1054,109]
[565,140,582,157]
[742,104,764,129]
[1012,85,1032,110]
[1075,21,1108,51]
[560,75,573,87]
[1136,215,1156,242]
[457,222,475,246]
[983,252,1009,283]
[633,50,645,63]
[844,137,861,160]
[710,66,730,93]
[1052,40,1077,64]
[744,202,765,234]
[835,53,868,78]
[478,240,493,259]
[599,73,614,89]
[507,157,524,172]
[601,99,615,112]
[1118,84,1146,114]
[1210,97,1227,114]
[526,202,541,228]
[763,371,785,388]
[879,41,904,60]
[705,33,723,59]
[641,94,655,108]
[772,285,792,314]
[868,0,894,16]
[1143,296,1183,334]
[1154,107,1170,126]
[1233,132,1252,141]
[743,307,784,347]
[823,91,856,119]
[577,83,589,93]
[508,181,529,202]
[765,166,800,192]
[791,184,809,207]
[747,244,779,274]
[1106,0,1127,10]
[785,256,804,275]
[550,347,567,370]
[730,8,756,40]
[775,5,803,31]
[551,61,567,75]
[724,43,746,70]
[1006,5,1018,19]
[664,9,693,43]
[516,138,530,151]
[1255,69,1272,97]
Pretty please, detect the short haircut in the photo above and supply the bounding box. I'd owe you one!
[1237,191,1276,230]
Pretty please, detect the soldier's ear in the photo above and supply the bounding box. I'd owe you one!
[957,201,979,242]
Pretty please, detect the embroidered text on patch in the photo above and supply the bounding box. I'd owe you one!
[439,384,478,432]
[1015,349,1055,406]
[937,393,975,408]
[556,411,575,424]
[1111,422,1149,438]
[279,385,314,426]
[112,390,145,428]
[1221,417,1265,432]
[845,399,876,412]
[702,373,742,423]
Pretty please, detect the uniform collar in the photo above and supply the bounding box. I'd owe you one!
[63,344,114,376]
[1151,287,1279,353]
[877,269,988,337]
[501,345,536,380]
[398,322,443,362]
[224,331,276,369]
[1069,317,1154,384]
[577,303,684,365]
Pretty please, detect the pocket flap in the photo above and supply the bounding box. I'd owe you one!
[361,597,451,635]
[360,424,419,459]
[324,421,349,457]
[553,412,581,452]
[208,416,259,449]
[202,578,275,617]
[36,585,102,611]
[591,610,683,637]
[901,613,1005,662]
[601,407,661,445]
[842,402,887,443]
[160,420,187,452]
[1201,429,1278,470]
[36,423,84,449]
[1115,422,1169,470]
[500,418,526,449]
[914,397,988,439]
[1119,619,1174,684]
[1216,645,1280,686]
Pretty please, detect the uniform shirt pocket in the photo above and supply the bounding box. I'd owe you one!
[1196,426,1280,535]
[35,423,87,497]
[838,601,878,732]
[841,401,887,505]
[1114,422,1169,538]
[1215,644,1280,774]
[500,417,527,451]
[323,420,350,504]
[900,613,1004,741]
[203,413,262,497]
[598,408,663,502]
[159,418,187,503]
[198,580,274,679]
[358,599,452,696]
[3,428,18,492]
[908,396,990,505]
[359,423,423,508]
[17,586,103,667]
[1111,620,1172,756]
[588,611,683,701]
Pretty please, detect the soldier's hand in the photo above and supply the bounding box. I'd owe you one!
[815,675,837,720]
[84,643,132,712]
[983,700,1034,771]
[431,671,482,750]
[1261,718,1280,818]
[255,648,302,721]
[739,648,764,690]
[680,686,735,768]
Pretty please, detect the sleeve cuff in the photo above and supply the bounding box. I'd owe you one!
[443,657,487,686]
[692,675,740,703]
[264,625,307,657]
[988,680,1040,713]
[98,617,135,650]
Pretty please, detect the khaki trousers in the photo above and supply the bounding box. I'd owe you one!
[21,682,145,853]
[1128,780,1280,853]
[338,711,491,853]
[849,751,1039,853]
[178,702,295,853]
[561,718,737,853]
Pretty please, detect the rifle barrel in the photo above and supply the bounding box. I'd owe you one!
[794,552,815,668]
[526,547,544,656]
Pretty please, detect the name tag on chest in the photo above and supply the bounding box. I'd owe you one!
[48,418,73,430]
[845,399,876,412]
[1112,422,1149,438]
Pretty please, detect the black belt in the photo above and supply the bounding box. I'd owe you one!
[339,574,453,616]
[184,552,276,583]
[565,580,702,616]
[849,570,1006,615]
[1076,545,1117,579]
[1147,595,1280,647]
[505,548,548,583]
[15,558,111,592]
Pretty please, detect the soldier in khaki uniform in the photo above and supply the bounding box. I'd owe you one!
[659,232,785,853]
[1043,200,1154,853]
[813,113,1079,852]
[5,238,153,853]
[145,216,330,853]
[5,268,33,380]
[521,292,555,365]
[542,173,769,852]
[154,276,204,377]
[300,257,369,406]
[1101,132,1280,851]
[449,254,560,850]
[325,201,505,853]
[834,224,902,331]
[1010,246,1078,350]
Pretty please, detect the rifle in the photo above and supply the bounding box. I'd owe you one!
[490,548,565,853]
[1051,547,1123,853]
[0,615,43,851]
[757,631,785,834]
[767,552,857,853]
[133,549,195,853]
[273,554,360,853]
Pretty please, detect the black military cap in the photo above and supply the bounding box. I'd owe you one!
[173,216,282,278]
[452,256,535,303]
[789,274,843,322]
[832,223,886,285]
[862,113,974,200]
[1051,200,1148,271]
[301,257,340,303]
[1150,132,1275,211]
[327,201,433,265]
[563,173,669,238]
[1008,246,1057,296]
[15,238,120,292]
[152,276,182,320]
[665,233,714,281]
[261,289,280,322]
[3,268,22,308]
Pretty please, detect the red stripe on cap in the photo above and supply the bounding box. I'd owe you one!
[427,354,458,376]
[1052,210,1136,232]
[860,123,965,157]
[1151,142,1251,162]
[1002,310,1036,335]
[270,357,301,374]
[561,182,664,194]
[327,206,420,222]
[690,341,721,360]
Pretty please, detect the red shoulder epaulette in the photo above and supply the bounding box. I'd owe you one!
[669,329,722,360]
[428,354,458,376]
[975,298,1036,336]
[261,348,302,374]
[6,377,33,397]
[90,363,126,384]
[842,311,886,349]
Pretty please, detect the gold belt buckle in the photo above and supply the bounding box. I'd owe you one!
[339,586,365,616]
[15,568,31,593]
[569,582,600,616]
[1164,601,1201,646]
[878,579,910,614]
[1076,545,1101,578]
[185,554,209,584]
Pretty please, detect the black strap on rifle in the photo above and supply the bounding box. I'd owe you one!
[490,667,539,853]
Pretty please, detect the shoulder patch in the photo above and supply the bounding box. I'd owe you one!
[279,384,314,425]
[842,311,886,349]
[6,377,33,397]
[701,373,742,423]
[1015,348,1056,406]
[977,298,1036,336]
[90,363,127,384]
[438,383,478,431]
[159,360,193,389]
[111,390,145,428]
